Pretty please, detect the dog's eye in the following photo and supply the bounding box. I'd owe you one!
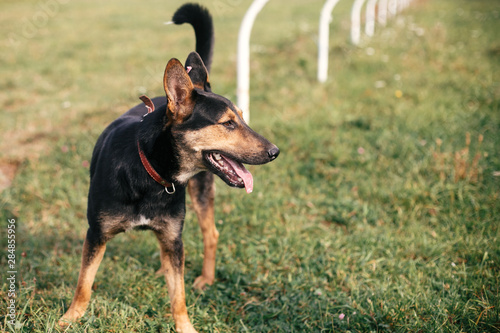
[221,120,236,129]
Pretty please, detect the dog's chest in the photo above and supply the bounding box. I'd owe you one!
[132,215,153,228]
[129,214,183,234]
[99,211,184,238]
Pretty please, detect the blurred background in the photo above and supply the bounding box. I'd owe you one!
[1,0,499,331]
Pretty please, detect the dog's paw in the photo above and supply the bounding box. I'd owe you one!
[58,308,84,327]
[176,321,198,333]
[192,275,214,291]
[58,316,76,328]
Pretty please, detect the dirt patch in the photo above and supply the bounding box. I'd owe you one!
[0,161,20,192]
[0,130,59,193]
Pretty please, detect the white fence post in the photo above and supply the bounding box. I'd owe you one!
[237,0,270,124]
[365,0,378,36]
[351,0,366,45]
[388,0,397,18]
[378,0,388,25]
[399,0,404,11]
[317,0,341,83]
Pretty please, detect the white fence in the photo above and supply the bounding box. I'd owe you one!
[236,0,416,123]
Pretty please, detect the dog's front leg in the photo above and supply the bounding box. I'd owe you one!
[188,172,219,290]
[155,230,197,333]
[59,229,106,326]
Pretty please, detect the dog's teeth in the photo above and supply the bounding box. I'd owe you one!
[214,153,221,160]
[219,160,224,166]
[238,177,243,182]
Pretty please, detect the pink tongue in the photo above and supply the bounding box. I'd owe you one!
[223,156,253,193]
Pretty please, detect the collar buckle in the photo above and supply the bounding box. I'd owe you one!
[165,184,176,194]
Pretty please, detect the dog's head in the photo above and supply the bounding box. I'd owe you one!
[163,52,279,193]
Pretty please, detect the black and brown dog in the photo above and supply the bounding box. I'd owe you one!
[59,3,279,332]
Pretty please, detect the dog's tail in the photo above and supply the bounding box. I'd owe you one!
[172,3,214,73]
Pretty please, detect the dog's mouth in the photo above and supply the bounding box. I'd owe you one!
[203,151,253,193]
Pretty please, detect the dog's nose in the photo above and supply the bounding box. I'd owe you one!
[268,146,280,160]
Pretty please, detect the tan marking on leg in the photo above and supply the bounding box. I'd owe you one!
[188,174,219,290]
[155,232,196,333]
[59,236,106,326]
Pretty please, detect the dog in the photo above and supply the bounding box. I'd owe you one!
[58,3,279,332]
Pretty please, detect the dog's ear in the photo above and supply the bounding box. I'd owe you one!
[185,52,211,92]
[163,58,195,124]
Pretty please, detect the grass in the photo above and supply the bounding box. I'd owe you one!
[1,0,499,331]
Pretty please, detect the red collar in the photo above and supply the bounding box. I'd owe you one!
[136,95,175,194]
[137,141,176,194]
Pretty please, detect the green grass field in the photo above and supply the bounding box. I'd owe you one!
[1,0,499,331]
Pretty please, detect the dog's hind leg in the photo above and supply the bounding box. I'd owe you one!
[59,229,106,326]
[155,229,197,333]
[188,171,219,290]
